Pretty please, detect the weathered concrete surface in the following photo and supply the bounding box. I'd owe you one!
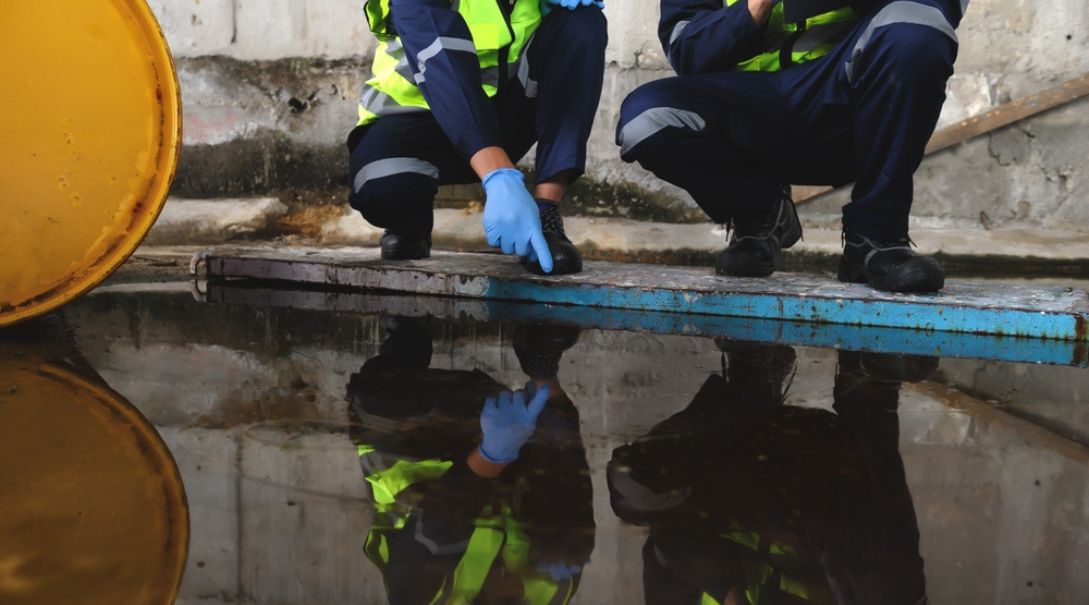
[317,206,1089,266]
[133,199,1089,276]
[61,288,1089,604]
[146,198,288,245]
[149,0,1089,233]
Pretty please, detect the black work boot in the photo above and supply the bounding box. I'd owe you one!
[380,230,431,260]
[715,338,797,403]
[524,200,583,275]
[715,187,802,278]
[838,230,945,293]
[513,324,582,380]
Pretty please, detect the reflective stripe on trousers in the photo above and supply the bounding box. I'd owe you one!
[616,107,707,157]
[353,157,440,194]
[845,1,958,83]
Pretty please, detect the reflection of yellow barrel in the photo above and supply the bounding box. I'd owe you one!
[0,342,189,604]
[0,1,181,327]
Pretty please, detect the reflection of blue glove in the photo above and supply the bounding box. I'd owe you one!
[537,562,584,582]
[482,168,554,274]
[479,384,550,464]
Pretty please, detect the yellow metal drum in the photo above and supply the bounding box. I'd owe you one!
[0,342,189,604]
[0,0,181,327]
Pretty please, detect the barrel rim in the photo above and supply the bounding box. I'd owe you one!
[5,359,191,603]
[0,0,182,327]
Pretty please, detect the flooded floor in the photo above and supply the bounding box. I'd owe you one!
[3,281,1089,605]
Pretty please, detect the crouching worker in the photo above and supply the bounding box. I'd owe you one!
[617,0,968,292]
[347,0,609,275]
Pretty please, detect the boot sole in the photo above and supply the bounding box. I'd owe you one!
[526,257,584,276]
[380,249,431,260]
[837,257,945,293]
[715,259,776,278]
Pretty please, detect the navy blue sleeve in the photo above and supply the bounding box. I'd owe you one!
[659,0,765,76]
[389,0,502,161]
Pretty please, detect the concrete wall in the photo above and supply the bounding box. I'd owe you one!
[149,0,1089,229]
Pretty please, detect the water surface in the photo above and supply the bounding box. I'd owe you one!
[2,284,1088,604]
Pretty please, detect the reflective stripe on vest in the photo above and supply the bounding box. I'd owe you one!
[720,530,835,604]
[723,0,858,72]
[359,0,544,125]
[358,444,454,506]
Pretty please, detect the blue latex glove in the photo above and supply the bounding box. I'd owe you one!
[543,0,605,12]
[479,384,550,464]
[482,168,554,273]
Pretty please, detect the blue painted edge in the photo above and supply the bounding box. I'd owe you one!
[484,301,1085,367]
[485,281,1088,342]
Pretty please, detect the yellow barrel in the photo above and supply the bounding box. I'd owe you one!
[0,1,181,327]
[0,339,189,604]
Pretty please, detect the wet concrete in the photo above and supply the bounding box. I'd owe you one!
[2,284,1089,604]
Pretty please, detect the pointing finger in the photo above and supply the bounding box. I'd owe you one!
[527,384,550,419]
[530,230,554,274]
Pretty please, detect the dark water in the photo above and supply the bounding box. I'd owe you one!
[2,283,1089,605]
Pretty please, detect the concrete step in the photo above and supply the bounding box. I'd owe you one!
[146,198,287,245]
[193,246,1089,343]
[148,200,1089,273]
[324,207,1089,266]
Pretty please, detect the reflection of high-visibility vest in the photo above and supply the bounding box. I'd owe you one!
[724,0,857,72]
[359,0,544,125]
[696,529,834,604]
[358,445,575,605]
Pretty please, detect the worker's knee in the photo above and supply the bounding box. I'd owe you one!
[855,14,957,91]
[348,166,438,235]
[881,22,957,80]
[616,80,704,163]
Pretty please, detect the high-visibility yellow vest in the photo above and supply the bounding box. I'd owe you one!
[725,0,857,72]
[357,444,574,605]
[359,0,544,125]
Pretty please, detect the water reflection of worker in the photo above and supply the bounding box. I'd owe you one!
[608,341,934,605]
[346,317,593,604]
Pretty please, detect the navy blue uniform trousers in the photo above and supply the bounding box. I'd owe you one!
[347,8,607,239]
[617,0,959,241]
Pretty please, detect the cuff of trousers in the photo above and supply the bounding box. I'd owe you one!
[534,163,584,186]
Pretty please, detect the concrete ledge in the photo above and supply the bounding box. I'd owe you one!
[195,247,1089,341]
[323,208,1089,268]
[147,198,288,245]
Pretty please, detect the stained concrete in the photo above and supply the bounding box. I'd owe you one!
[319,205,1089,266]
[146,198,288,245]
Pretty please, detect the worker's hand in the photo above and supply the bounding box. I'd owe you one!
[748,0,780,26]
[543,0,605,11]
[482,168,554,273]
[478,384,550,464]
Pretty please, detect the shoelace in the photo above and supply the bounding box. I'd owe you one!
[537,200,566,235]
